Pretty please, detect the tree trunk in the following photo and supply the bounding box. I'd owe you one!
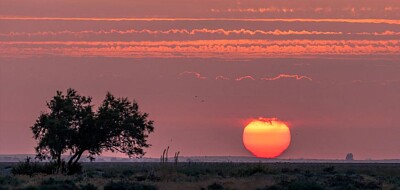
[67,152,79,167]
[73,150,84,165]
[66,150,84,174]
[57,154,62,174]
[67,150,84,167]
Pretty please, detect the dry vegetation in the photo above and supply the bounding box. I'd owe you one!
[1,162,400,190]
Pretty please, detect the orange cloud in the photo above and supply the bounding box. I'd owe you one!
[1,17,400,25]
[0,29,343,37]
[355,31,400,36]
[212,6,400,14]
[1,40,399,59]
[211,7,298,13]
[178,73,314,82]
[261,74,312,81]
[236,76,256,81]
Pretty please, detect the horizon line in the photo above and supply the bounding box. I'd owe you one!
[1,154,400,161]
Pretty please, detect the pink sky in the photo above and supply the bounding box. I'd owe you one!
[1,0,400,159]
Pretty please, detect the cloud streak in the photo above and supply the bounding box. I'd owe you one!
[1,40,399,59]
[211,7,400,14]
[178,72,313,82]
[235,76,256,81]
[261,74,312,81]
[1,17,400,25]
[179,71,207,80]
[0,29,344,37]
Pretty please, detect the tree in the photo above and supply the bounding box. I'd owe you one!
[31,89,154,173]
[31,89,93,172]
[346,153,354,161]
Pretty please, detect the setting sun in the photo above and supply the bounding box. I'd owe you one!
[243,118,291,158]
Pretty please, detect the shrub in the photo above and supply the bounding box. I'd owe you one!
[80,183,98,190]
[236,165,268,177]
[66,163,82,175]
[121,169,135,177]
[207,182,225,190]
[0,175,21,186]
[104,181,157,190]
[262,179,324,190]
[287,181,324,190]
[11,157,57,176]
[0,175,21,190]
[18,181,98,190]
[345,169,355,176]
[40,178,78,190]
[255,185,281,190]
[281,168,290,173]
[323,166,335,174]
[324,173,382,189]
[17,187,39,190]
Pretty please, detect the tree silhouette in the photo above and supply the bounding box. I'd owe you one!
[31,89,154,173]
[346,153,354,161]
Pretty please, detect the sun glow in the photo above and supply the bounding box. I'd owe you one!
[243,118,291,158]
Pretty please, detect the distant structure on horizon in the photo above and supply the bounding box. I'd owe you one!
[346,153,354,161]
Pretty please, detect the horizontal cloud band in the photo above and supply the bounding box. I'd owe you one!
[1,40,399,59]
[0,29,345,37]
[1,17,400,25]
[179,72,313,82]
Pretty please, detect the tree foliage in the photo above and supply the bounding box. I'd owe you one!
[31,89,154,173]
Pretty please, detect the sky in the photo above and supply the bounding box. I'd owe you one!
[1,0,400,160]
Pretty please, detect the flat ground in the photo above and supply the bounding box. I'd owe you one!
[1,162,400,190]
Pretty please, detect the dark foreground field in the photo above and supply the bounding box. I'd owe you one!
[1,162,400,190]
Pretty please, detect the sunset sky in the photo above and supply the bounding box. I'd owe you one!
[1,0,400,160]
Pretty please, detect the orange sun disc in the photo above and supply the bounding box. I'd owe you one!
[243,118,291,158]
